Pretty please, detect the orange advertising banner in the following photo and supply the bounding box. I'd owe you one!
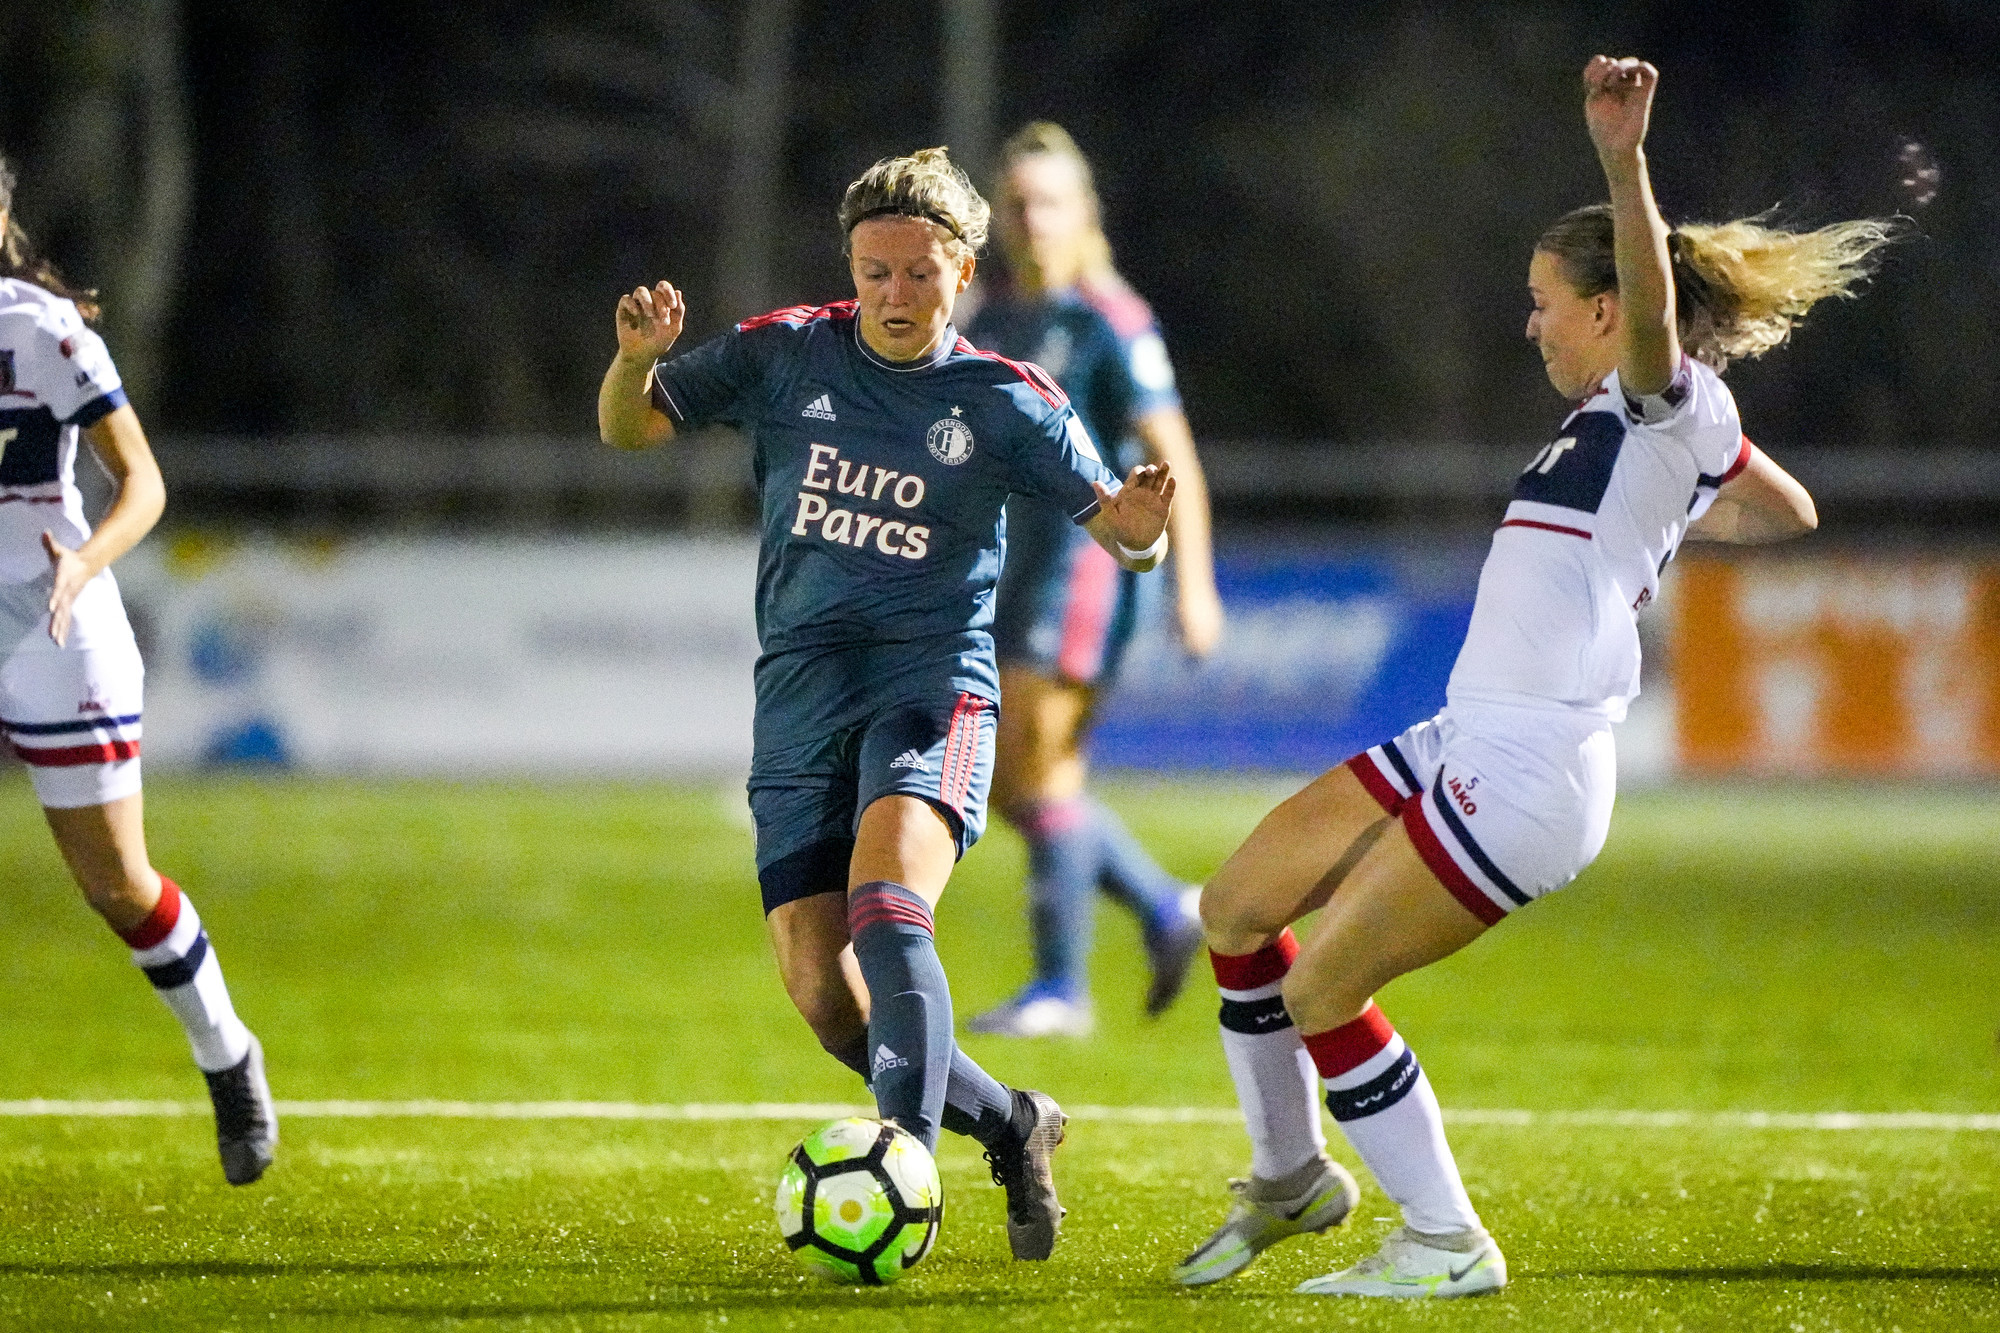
[1670,556,2000,776]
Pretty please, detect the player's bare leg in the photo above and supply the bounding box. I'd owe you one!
[765,892,871,1066]
[47,795,274,1185]
[1277,825,1504,1298]
[1175,767,1390,1283]
[837,794,1067,1259]
[976,669,1202,1036]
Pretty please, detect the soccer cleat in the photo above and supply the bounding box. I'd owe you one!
[983,1089,1068,1260]
[1171,1156,1360,1286]
[1295,1226,1507,1298]
[202,1032,277,1186]
[967,989,1095,1038]
[1142,887,1205,1017]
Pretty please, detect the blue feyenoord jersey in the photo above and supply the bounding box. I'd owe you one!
[650,300,1116,737]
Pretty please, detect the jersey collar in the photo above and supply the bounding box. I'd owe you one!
[851,319,958,373]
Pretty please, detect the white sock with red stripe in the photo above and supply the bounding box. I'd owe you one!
[1301,1003,1479,1236]
[117,877,252,1073]
[1210,928,1327,1179]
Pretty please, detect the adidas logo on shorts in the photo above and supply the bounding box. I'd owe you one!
[801,393,837,421]
[889,749,929,772]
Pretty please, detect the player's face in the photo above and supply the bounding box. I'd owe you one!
[849,216,974,363]
[999,155,1093,277]
[1527,249,1619,400]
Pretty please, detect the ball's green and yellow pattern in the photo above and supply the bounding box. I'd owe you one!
[774,1117,943,1284]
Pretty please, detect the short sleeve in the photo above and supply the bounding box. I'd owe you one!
[1011,404,1118,524]
[1118,326,1181,419]
[648,328,770,430]
[29,310,126,426]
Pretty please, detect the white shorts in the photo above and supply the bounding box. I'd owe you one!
[1346,701,1615,925]
[0,576,145,809]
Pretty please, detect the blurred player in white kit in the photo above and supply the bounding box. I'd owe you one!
[0,155,275,1184]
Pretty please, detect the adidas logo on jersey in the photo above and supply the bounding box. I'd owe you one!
[872,1044,910,1076]
[889,749,930,772]
[801,393,837,421]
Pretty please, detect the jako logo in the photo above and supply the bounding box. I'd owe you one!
[1447,775,1478,817]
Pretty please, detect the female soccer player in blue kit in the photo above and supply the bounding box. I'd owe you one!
[964,123,1223,1039]
[596,147,1173,1261]
[1172,58,1898,1297]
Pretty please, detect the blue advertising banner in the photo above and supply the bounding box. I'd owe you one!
[1089,544,1483,772]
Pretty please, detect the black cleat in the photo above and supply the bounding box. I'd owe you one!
[1143,889,1206,1017]
[983,1089,1067,1260]
[203,1032,277,1186]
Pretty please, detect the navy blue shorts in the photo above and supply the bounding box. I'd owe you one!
[991,518,1145,689]
[750,691,996,915]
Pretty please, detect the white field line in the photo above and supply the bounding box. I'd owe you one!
[0,1100,1996,1131]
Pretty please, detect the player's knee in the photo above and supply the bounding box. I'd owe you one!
[1198,878,1275,955]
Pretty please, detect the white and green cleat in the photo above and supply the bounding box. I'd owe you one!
[1170,1157,1360,1286]
[1295,1225,1507,1298]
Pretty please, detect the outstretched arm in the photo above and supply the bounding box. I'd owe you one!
[1585,55,1679,396]
[1084,462,1175,573]
[1133,407,1222,656]
[1687,445,1818,543]
[597,281,687,450]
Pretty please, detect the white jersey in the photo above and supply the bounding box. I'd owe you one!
[1448,355,1747,722]
[0,277,126,586]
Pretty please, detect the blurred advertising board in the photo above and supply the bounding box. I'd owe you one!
[1089,546,1481,772]
[116,535,1487,778]
[117,536,760,775]
[1670,555,2000,778]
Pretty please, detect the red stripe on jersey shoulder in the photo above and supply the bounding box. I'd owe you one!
[1076,273,1156,340]
[1721,434,1752,484]
[736,300,858,333]
[953,337,1069,412]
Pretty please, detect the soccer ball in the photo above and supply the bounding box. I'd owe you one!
[774,1117,943,1284]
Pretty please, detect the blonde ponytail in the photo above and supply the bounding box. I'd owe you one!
[1536,204,1905,372]
[1671,216,1904,368]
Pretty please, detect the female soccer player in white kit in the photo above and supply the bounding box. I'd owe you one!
[0,158,275,1184]
[1172,58,1901,1297]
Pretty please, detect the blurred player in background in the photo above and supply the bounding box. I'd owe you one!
[0,156,275,1184]
[964,123,1223,1039]
[1173,58,1901,1298]
[597,147,1174,1261]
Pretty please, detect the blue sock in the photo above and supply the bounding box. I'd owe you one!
[1009,799,1097,1000]
[1085,795,1185,937]
[847,881,955,1151]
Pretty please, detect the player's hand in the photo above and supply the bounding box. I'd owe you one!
[1582,55,1658,159]
[42,530,93,648]
[1176,583,1224,659]
[1092,461,1175,552]
[615,281,686,364]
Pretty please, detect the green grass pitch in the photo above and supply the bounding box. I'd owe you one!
[1,773,1996,1330]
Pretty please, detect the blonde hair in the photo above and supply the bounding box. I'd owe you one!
[1536,204,1905,371]
[997,121,1114,285]
[839,146,989,260]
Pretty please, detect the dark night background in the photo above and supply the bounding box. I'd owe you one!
[3,1,1995,461]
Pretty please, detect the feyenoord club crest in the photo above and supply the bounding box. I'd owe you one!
[926,414,974,465]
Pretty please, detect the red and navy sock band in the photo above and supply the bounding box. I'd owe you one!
[1301,1003,1423,1123]
[1211,928,1301,1036]
[848,881,934,939]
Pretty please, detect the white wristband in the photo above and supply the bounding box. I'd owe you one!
[1116,530,1168,563]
